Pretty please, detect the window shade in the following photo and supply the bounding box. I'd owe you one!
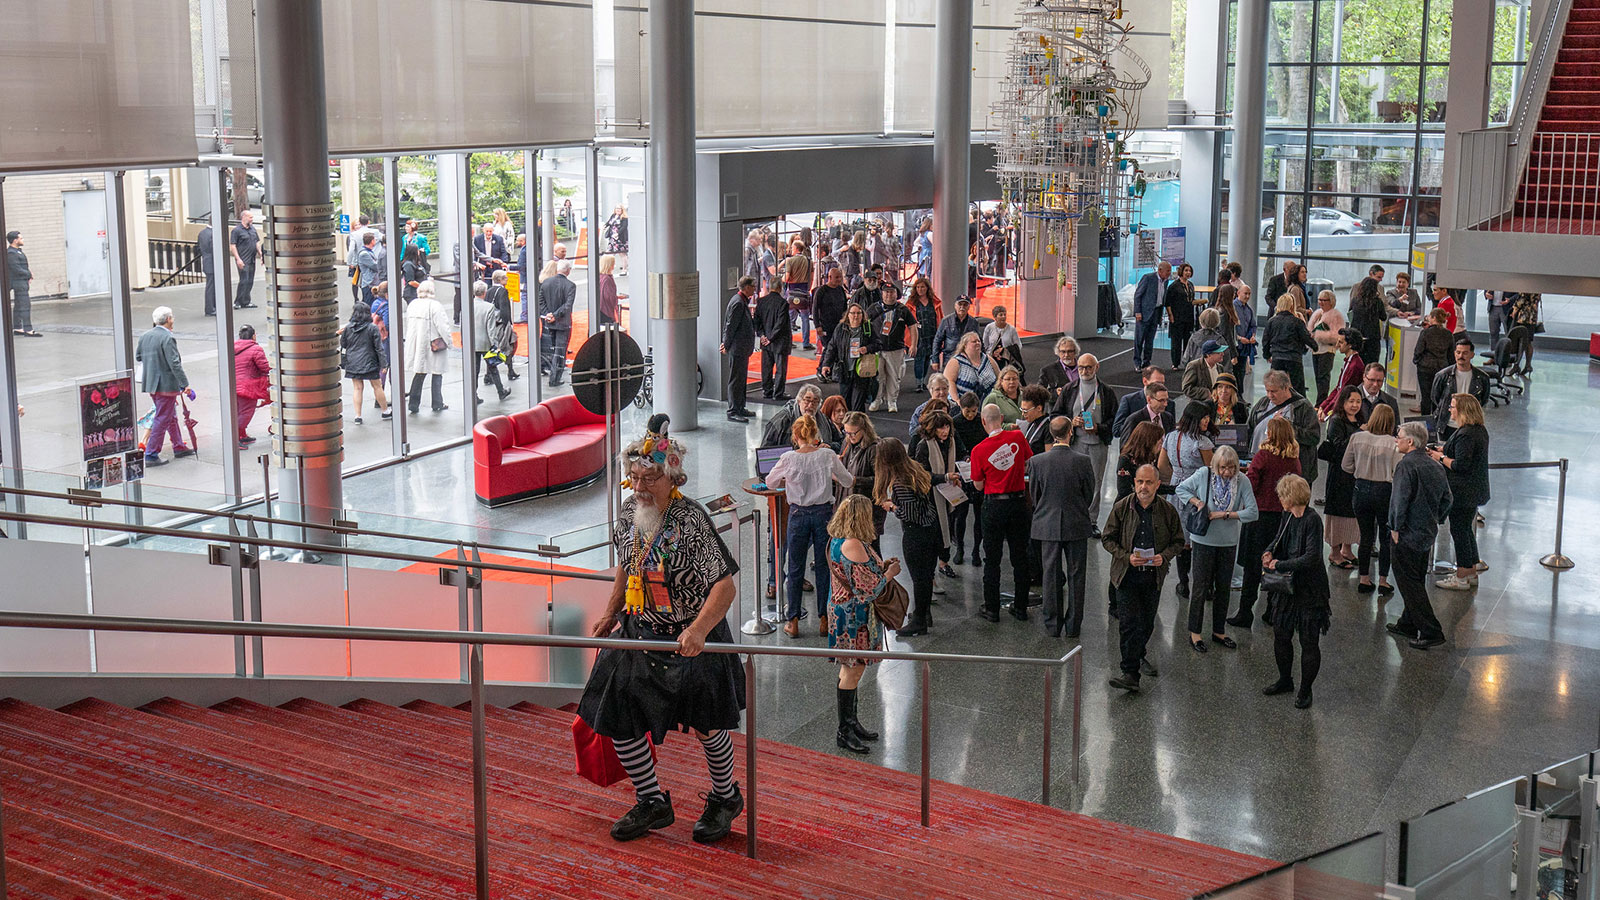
[0,0,198,173]
[321,0,595,155]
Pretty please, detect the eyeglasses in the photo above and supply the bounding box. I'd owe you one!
[628,468,666,486]
[844,428,860,438]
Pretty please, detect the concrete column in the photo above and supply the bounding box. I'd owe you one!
[0,179,24,535]
[437,155,464,274]
[932,0,973,308]
[257,0,342,536]
[647,0,699,429]
[1228,0,1270,306]
[340,160,362,234]
[541,167,556,265]
[208,168,241,501]
[382,157,407,456]
[1181,0,1227,281]
[1436,0,1497,277]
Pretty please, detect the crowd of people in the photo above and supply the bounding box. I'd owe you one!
[721,256,1509,724]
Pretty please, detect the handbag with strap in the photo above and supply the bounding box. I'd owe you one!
[868,549,910,629]
[1260,515,1295,595]
[1183,460,1213,537]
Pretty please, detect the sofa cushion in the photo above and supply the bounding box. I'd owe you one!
[531,431,606,487]
[544,394,604,431]
[510,406,554,446]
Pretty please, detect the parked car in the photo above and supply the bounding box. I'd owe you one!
[1260,207,1372,242]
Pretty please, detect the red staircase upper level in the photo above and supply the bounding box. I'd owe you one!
[1508,0,1600,233]
[0,696,1274,899]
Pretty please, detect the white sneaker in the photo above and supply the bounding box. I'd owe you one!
[932,578,947,595]
[888,402,899,413]
[868,400,884,412]
[1435,575,1476,591]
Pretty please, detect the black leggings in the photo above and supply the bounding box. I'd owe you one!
[1352,479,1392,579]
[902,521,941,625]
[1448,504,1480,568]
[1273,619,1322,692]
[1236,510,1284,620]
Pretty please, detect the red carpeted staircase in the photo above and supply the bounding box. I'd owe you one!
[0,696,1273,899]
[1500,0,1600,233]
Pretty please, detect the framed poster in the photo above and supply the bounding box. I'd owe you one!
[78,372,142,484]
[1134,231,1158,267]
[1160,227,1187,265]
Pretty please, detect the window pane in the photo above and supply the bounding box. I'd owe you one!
[1316,0,1423,63]
[1488,64,1524,125]
[1493,0,1532,63]
[1268,1,1316,64]
[1316,64,1424,126]
[1309,135,1415,195]
[1421,64,1448,125]
[1426,0,1452,63]
[1261,194,1306,255]
[1264,132,1310,192]
[1265,65,1314,125]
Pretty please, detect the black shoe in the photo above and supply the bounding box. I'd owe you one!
[1386,623,1418,639]
[1294,692,1314,709]
[1357,582,1376,594]
[173,448,196,459]
[836,725,870,754]
[610,792,674,842]
[727,411,749,423]
[952,547,965,565]
[1175,582,1190,599]
[143,455,167,467]
[1408,637,1446,650]
[1263,680,1295,696]
[381,411,393,420]
[1378,583,1395,595]
[498,389,512,401]
[1063,629,1080,639]
[408,407,421,415]
[845,691,878,742]
[1226,614,1252,629]
[353,416,364,425]
[969,555,982,568]
[979,609,1000,623]
[692,787,744,844]
[1108,675,1141,692]
[939,563,957,579]
[235,303,257,309]
[802,579,814,593]
[735,408,757,418]
[897,624,928,637]
[1010,606,1029,622]
[433,405,450,412]
[1191,638,1208,653]
[508,371,521,380]
[1212,634,1237,649]
[1090,527,1102,539]
[1139,658,1158,678]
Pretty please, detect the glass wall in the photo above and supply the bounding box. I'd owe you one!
[1223,0,1530,298]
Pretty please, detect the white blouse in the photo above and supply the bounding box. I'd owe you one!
[767,446,853,507]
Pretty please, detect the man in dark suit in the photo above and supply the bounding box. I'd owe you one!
[1027,417,1097,638]
[472,223,509,285]
[1131,262,1169,368]
[539,259,578,386]
[721,276,758,422]
[1112,366,1167,438]
[1356,362,1399,421]
[1264,259,1297,314]
[1118,382,1175,440]
[197,223,216,317]
[754,286,792,400]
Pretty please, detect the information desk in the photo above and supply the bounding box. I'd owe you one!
[1385,320,1423,397]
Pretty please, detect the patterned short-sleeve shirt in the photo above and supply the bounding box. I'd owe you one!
[612,495,739,627]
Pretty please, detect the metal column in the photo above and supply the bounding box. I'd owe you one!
[1228,0,1270,300]
[523,150,539,407]
[456,153,479,427]
[105,172,147,526]
[0,179,24,540]
[208,168,242,501]
[932,0,973,310]
[647,0,701,430]
[383,157,408,456]
[585,145,602,328]
[541,162,556,266]
[257,0,342,537]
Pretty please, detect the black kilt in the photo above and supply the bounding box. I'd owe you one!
[577,616,746,745]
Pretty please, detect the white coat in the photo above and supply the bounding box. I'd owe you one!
[405,294,453,376]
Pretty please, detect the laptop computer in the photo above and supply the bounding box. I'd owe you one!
[755,445,789,478]
[1215,423,1249,456]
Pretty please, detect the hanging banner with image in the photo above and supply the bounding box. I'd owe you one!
[1160,227,1187,265]
[78,371,142,484]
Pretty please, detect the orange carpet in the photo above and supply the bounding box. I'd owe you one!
[400,551,610,586]
[452,301,634,360]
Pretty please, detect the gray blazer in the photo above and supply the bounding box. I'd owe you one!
[135,326,189,393]
[539,274,577,328]
[1026,444,1097,542]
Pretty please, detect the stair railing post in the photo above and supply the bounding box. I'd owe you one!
[920,660,931,827]
[1041,667,1053,807]
[744,654,758,860]
[1072,649,1083,786]
[470,642,490,900]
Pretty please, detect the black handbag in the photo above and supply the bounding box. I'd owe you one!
[1260,515,1295,595]
[1183,461,1213,536]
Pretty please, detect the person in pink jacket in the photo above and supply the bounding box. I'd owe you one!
[234,324,271,447]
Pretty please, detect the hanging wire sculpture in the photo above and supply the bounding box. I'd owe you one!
[992,0,1152,287]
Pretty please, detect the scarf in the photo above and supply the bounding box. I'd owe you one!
[924,436,955,545]
[1076,377,1099,411]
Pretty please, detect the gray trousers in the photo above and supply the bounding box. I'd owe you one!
[1079,438,1109,523]
[9,288,30,332]
[1040,538,1088,635]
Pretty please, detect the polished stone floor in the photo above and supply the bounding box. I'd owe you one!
[334,342,1600,871]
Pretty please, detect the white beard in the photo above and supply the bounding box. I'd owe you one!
[632,495,663,536]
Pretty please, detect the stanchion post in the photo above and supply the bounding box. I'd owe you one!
[1542,457,1575,570]
[744,654,758,860]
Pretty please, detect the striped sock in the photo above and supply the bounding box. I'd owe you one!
[699,730,736,799]
[613,736,662,801]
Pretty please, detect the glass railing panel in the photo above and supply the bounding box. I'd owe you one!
[1292,832,1386,898]
[2,468,88,546]
[1400,776,1522,898]
[482,575,552,684]
[1196,866,1294,898]
[346,566,469,681]
[258,558,351,678]
[1531,753,1592,816]
[87,543,237,674]
[0,536,93,672]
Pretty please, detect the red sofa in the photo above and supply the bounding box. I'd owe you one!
[473,395,607,507]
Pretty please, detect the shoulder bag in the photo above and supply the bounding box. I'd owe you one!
[1259,515,1295,595]
[1183,458,1213,537]
[853,329,880,377]
[868,549,910,629]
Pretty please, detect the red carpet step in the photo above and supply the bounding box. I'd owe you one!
[0,696,1274,899]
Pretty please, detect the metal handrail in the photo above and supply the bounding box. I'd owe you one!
[0,609,1083,898]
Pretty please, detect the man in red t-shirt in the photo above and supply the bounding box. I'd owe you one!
[970,403,1034,621]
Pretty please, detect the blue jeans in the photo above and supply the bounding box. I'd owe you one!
[785,503,832,620]
[913,340,933,382]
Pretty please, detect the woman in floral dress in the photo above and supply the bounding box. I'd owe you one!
[827,494,895,754]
